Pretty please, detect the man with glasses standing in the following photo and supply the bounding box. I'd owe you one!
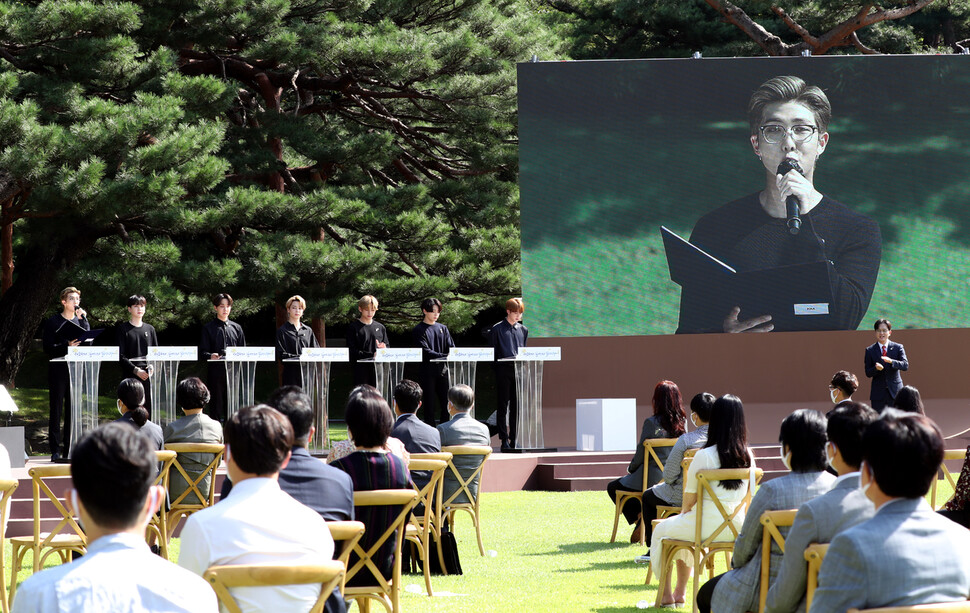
[676,75,882,334]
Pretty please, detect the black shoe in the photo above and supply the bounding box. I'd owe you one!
[150,544,161,556]
[52,453,70,464]
[501,442,512,452]
[51,453,60,463]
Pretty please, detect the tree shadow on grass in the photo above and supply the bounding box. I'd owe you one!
[524,541,629,556]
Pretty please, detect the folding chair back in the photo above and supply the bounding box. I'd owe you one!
[0,479,18,613]
[441,445,491,555]
[758,509,797,613]
[345,489,418,613]
[803,542,829,611]
[929,449,966,510]
[610,438,678,545]
[146,449,176,559]
[327,520,365,594]
[203,561,345,613]
[404,458,448,595]
[9,466,87,603]
[653,466,764,613]
[164,442,225,536]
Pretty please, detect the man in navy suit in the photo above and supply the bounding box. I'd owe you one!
[810,411,970,612]
[864,318,908,411]
[221,386,354,522]
[390,379,441,491]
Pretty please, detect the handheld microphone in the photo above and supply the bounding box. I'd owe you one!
[777,159,803,235]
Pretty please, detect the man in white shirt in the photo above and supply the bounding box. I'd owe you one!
[12,423,217,613]
[178,404,341,613]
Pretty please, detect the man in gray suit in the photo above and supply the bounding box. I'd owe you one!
[437,384,490,504]
[810,411,970,612]
[164,377,224,506]
[702,410,836,613]
[765,402,877,613]
[390,379,441,490]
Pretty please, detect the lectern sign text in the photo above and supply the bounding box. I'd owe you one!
[301,348,350,362]
[147,346,198,361]
[225,346,275,361]
[67,346,119,361]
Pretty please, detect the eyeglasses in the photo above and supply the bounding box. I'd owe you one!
[759,124,818,144]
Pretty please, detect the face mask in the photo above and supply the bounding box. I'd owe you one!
[143,486,161,527]
[117,400,124,416]
[781,450,792,471]
[690,413,698,427]
[825,442,836,468]
[70,489,80,517]
[830,388,840,403]
[859,462,873,497]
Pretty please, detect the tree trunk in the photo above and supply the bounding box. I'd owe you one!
[0,240,94,385]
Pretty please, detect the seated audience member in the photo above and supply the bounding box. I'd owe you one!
[634,393,713,561]
[390,379,441,492]
[828,370,858,407]
[649,394,754,608]
[164,377,223,505]
[12,423,217,612]
[765,402,878,613]
[892,384,925,415]
[331,386,412,586]
[940,442,970,529]
[115,378,163,452]
[810,411,970,612]
[327,386,411,467]
[178,405,342,613]
[701,410,836,613]
[222,386,354,522]
[607,380,687,543]
[437,384,491,505]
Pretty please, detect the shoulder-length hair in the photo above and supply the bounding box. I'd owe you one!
[705,394,750,490]
[652,380,686,437]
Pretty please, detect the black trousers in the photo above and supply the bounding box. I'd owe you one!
[48,363,72,456]
[419,365,450,427]
[352,362,377,388]
[640,489,672,542]
[696,572,725,613]
[606,479,642,525]
[206,361,228,423]
[938,508,970,529]
[494,363,517,446]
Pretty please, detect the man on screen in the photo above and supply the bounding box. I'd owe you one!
[676,75,881,334]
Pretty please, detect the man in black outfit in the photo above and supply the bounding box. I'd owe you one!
[486,297,527,451]
[42,286,91,462]
[346,295,388,387]
[117,295,158,415]
[412,297,455,426]
[864,318,909,411]
[200,293,246,423]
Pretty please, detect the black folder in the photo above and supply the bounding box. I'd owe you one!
[661,226,837,331]
[54,319,102,344]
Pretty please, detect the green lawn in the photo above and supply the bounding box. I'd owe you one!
[2,482,959,612]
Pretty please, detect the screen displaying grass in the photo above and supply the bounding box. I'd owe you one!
[519,55,970,337]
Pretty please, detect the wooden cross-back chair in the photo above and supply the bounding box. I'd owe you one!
[645,448,701,585]
[610,438,679,545]
[440,445,491,556]
[164,442,225,537]
[326,520,365,595]
[203,561,345,613]
[345,489,418,613]
[651,467,764,613]
[929,449,966,510]
[803,542,829,611]
[9,465,87,603]
[145,449,177,560]
[0,479,19,613]
[847,603,970,613]
[757,509,798,613]
[403,457,449,596]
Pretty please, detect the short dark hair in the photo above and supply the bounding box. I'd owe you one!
[345,386,393,448]
[447,384,475,412]
[830,370,859,397]
[117,378,149,427]
[393,380,422,414]
[748,75,832,135]
[72,423,155,529]
[826,402,878,469]
[126,295,147,307]
[267,386,314,443]
[421,298,442,313]
[873,318,892,331]
[690,392,715,422]
[779,409,828,472]
[892,385,925,415]
[212,293,233,307]
[176,377,210,411]
[224,405,294,476]
[863,410,943,498]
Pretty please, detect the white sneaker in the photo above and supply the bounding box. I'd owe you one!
[634,554,650,564]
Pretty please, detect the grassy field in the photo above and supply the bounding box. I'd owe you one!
[4,482,958,612]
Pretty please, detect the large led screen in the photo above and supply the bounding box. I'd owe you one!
[519,55,970,337]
